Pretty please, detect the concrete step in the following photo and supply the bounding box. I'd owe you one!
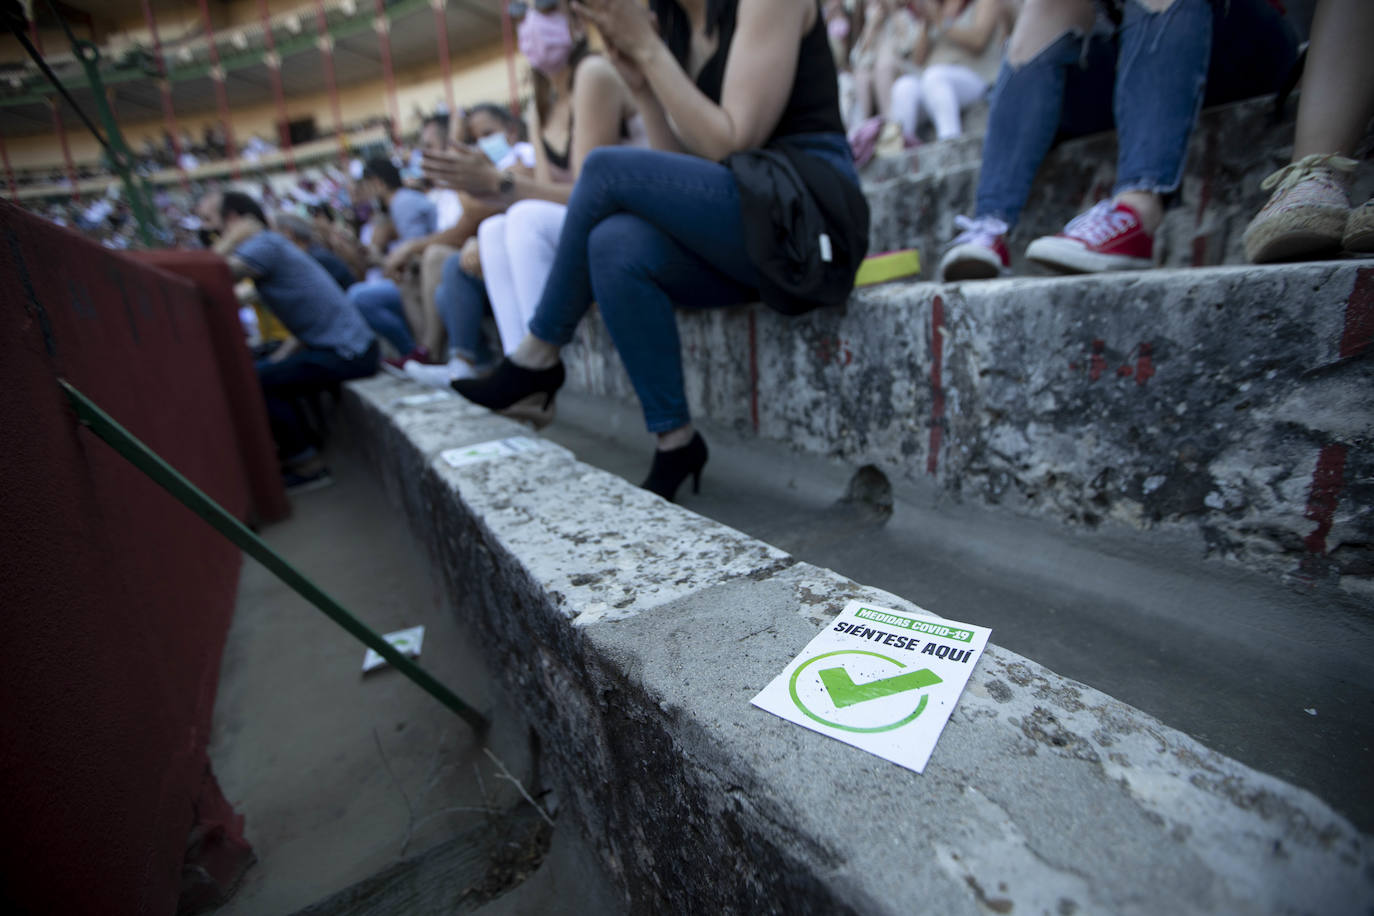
[861,95,1374,271]
[541,387,1374,835]
[342,374,1373,914]
[561,261,1374,594]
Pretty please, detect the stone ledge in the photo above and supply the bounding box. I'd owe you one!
[563,263,1374,591]
[342,374,1373,914]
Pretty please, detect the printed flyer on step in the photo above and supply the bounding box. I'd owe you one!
[752,601,991,773]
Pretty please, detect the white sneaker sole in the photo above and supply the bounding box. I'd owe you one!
[938,244,1006,282]
[1026,236,1153,274]
[404,361,458,389]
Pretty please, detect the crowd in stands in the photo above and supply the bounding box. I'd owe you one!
[21,0,1374,500]
[9,113,397,190]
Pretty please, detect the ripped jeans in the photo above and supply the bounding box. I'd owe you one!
[975,0,1297,227]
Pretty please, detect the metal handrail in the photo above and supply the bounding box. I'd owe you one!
[60,378,489,736]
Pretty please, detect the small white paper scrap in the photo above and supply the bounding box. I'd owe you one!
[440,436,543,469]
[751,601,990,774]
[393,390,453,407]
[362,625,426,674]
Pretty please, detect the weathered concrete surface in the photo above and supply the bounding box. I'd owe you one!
[863,96,1374,270]
[544,388,1374,833]
[563,263,1374,593]
[344,374,1374,915]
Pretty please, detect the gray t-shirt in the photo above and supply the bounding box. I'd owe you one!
[235,230,376,358]
[389,187,437,241]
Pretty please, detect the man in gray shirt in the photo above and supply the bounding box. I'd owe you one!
[347,157,437,364]
[365,156,436,242]
[198,190,378,491]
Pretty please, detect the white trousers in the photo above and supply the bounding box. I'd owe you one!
[478,199,568,355]
[890,64,988,141]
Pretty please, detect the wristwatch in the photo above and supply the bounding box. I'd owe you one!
[498,169,516,196]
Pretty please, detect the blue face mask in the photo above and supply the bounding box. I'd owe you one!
[477,133,512,165]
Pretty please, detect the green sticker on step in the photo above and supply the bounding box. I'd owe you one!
[752,601,990,773]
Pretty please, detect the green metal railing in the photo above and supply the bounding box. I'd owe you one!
[60,379,489,736]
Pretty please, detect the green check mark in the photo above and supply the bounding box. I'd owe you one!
[818,666,943,708]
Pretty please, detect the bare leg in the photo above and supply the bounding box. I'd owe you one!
[419,243,456,356]
[1116,190,1164,233]
[851,67,875,125]
[873,53,902,120]
[1293,0,1374,160]
[1006,0,1095,67]
[512,333,560,370]
[658,424,695,451]
[398,265,428,355]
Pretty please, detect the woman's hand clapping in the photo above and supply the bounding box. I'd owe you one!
[421,145,502,197]
[571,0,660,66]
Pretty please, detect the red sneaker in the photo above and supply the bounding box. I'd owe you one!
[383,345,430,370]
[1026,201,1154,273]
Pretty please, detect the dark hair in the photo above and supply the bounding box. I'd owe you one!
[422,112,450,135]
[220,191,266,224]
[468,102,515,129]
[309,202,336,222]
[363,156,402,190]
[651,0,730,71]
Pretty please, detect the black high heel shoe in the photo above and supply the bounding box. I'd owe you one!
[641,433,708,502]
[452,358,565,429]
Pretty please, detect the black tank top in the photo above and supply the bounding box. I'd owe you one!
[693,0,844,141]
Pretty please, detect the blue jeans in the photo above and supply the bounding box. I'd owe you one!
[975,0,1297,227]
[347,279,415,355]
[434,252,494,365]
[257,340,379,461]
[530,138,855,433]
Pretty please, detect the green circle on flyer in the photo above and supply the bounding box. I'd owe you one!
[788,650,933,733]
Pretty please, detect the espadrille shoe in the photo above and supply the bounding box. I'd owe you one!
[1243,154,1357,263]
[1344,199,1374,254]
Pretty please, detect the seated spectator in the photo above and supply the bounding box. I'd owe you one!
[203,123,227,159]
[1243,0,1374,263]
[889,0,1015,144]
[377,112,516,358]
[450,0,867,502]
[405,101,545,386]
[310,202,370,280]
[195,190,378,490]
[467,102,539,177]
[847,0,921,131]
[241,133,277,162]
[938,0,1298,281]
[179,129,200,159]
[416,2,644,391]
[346,156,437,364]
[275,212,358,290]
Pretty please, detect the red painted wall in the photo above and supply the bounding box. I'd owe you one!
[0,202,275,914]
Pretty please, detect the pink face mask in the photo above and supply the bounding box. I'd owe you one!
[518,10,575,75]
